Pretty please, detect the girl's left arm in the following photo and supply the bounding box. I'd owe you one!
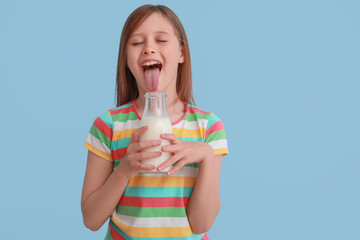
[186,153,222,234]
[158,135,222,234]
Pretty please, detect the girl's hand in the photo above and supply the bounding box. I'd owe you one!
[117,126,162,177]
[157,133,214,175]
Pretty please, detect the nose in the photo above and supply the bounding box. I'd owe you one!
[142,42,156,55]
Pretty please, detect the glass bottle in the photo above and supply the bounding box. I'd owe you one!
[139,92,173,172]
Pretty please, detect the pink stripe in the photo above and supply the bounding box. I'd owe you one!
[93,117,112,139]
[109,222,126,240]
[112,147,127,160]
[110,107,134,116]
[188,106,210,115]
[205,120,224,138]
[202,233,209,240]
[119,196,190,208]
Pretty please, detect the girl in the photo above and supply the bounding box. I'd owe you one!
[82,4,228,240]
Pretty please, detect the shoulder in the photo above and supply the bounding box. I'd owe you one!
[186,104,223,125]
[93,101,137,129]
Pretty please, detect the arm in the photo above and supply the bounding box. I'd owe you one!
[81,151,130,231]
[157,135,223,234]
[81,126,161,231]
[186,153,222,234]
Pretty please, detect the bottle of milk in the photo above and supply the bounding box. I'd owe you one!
[139,92,173,173]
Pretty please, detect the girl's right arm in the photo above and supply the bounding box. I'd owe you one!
[81,126,161,231]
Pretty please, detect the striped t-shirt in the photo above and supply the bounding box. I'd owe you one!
[85,100,229,240]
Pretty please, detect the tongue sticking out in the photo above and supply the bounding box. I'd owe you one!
[144,68,160,91]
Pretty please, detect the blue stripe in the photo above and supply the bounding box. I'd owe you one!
[112,138,131,150]
[124,187,194,197]
[109,219,204,240]
[206,114,219,131]
[99,111,114,129]
[178,137,204,142]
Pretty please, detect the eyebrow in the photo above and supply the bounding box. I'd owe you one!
[131,31,170,37]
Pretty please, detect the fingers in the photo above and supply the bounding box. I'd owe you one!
[137,140,161,152]
[161,134,179,144]
[167,159,187,175]
[161,144,179,153]
[136,151,162,161]
[157,153,183,172]
[130,126,148,143]
[139,163,156,171]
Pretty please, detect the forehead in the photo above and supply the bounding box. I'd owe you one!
[131,12,177,37]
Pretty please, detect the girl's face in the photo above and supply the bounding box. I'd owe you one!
[126,12,184,94]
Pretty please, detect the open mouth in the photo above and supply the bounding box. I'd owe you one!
[142,60,162,91]
[142,60,163,72]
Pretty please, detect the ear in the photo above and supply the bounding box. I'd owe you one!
[178,45,185,64]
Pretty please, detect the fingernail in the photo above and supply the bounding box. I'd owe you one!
[157,167,162,171]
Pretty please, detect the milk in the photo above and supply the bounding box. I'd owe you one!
[139,117,173,172]
[138,92,173,173]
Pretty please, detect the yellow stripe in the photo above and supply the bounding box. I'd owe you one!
[113,128,136,141]
[214,148,229,156]
[173,128,205,139]
[84,142,113,161]
[127,176,196,187]
[111,216,193,238]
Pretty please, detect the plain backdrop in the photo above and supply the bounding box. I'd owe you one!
[0,0,359,239]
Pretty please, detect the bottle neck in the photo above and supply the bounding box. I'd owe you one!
[143,92,169,118]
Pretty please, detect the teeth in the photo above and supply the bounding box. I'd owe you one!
[142,60,161,67]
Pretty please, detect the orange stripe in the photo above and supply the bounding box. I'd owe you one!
[127,176,196,187]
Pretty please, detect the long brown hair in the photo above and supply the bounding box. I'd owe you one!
[115,4,194,107]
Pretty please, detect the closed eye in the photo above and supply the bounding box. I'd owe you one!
[157,40,167,43]
[132,42,143,46]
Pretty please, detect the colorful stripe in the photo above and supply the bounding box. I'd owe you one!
[123,187,194,198]
[85,101,228,239]
[127,176,196,187]
[119,196,190,208]
[116,205,187,218]
[113,212,190,228]
[111,216,193,238]
[84,142,112,161]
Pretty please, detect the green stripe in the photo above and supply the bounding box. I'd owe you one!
[116,206,187,218]
[184,162,199,168]
[89,125,111,148]
[112,112,138,122]
[206,129,226,143]
[183,112,209,122]
[124,187,193,197]
[104,226,113,240]
[114,158,123,168]
[171,162,199,168]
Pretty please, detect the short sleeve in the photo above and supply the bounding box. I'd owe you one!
[84,111,114,162]
[205,113,229,156]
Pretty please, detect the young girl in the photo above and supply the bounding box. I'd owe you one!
[82,4,228,240]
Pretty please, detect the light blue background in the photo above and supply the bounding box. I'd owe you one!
[0,0,359,239]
